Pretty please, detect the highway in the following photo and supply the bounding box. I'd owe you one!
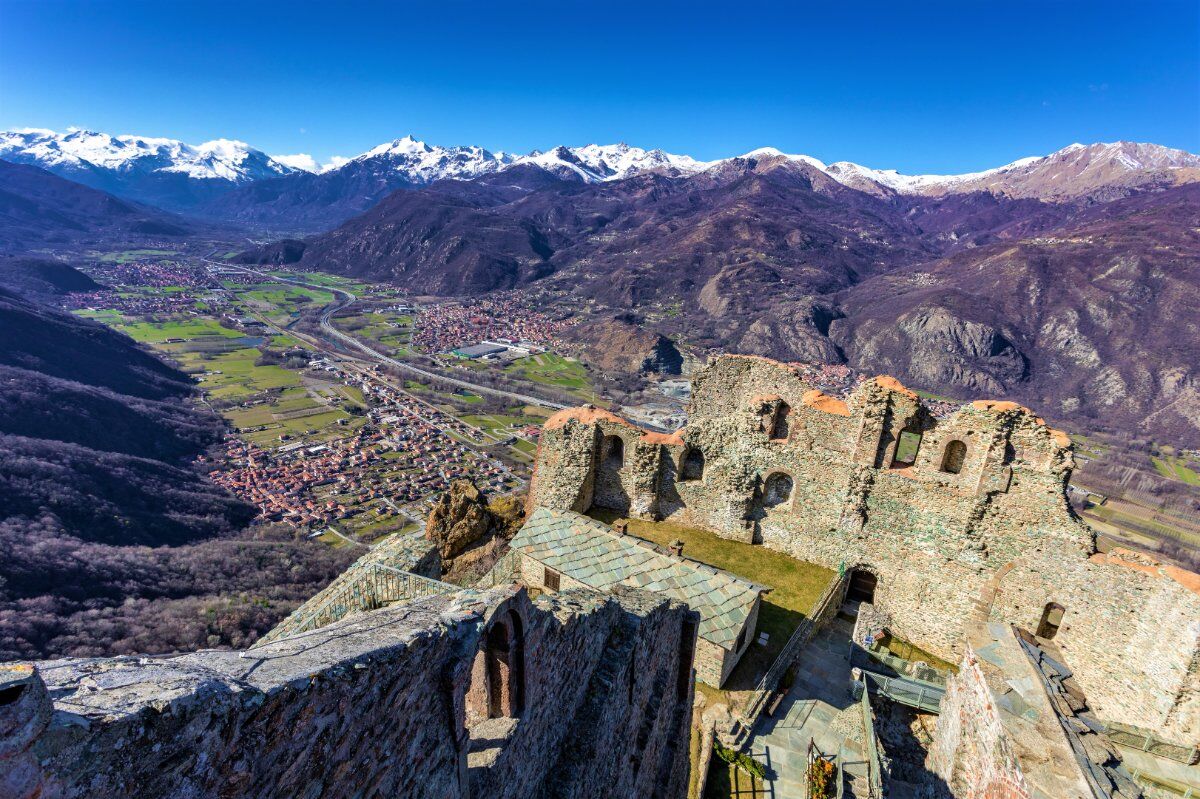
[212,263,571,411]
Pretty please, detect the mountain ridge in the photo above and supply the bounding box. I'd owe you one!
[7,127,1196,231]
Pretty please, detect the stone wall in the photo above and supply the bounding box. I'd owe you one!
[528,354,1200,741]
[4,585,696,799]
[926,623,1141,799]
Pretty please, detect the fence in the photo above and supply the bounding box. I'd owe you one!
[730,569,850,745]
[1101,721,1200,766]
[857,670,945,714]
[256,562,456,645]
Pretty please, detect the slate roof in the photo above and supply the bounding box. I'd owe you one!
[512,507,768,650]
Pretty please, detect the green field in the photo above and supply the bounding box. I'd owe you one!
[1152,454,1200,486]
[98,248,179,263]
[504,353,592,394]
[118,318,242,344]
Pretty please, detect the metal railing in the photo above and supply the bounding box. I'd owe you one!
[1102,721,1200,766]
[1127,767,1199,798]
[852,642,950,688]
[857,680,885,799]
[733,570,849,743]
[256,562,455,645]
[858,669,945,714]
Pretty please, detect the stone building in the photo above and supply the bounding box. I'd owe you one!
[528,354,1200,742]
[2,585,697,799]
[510,506,767,686]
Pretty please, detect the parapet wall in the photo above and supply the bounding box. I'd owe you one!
[529,354,1200,741]
[4,586,696,799]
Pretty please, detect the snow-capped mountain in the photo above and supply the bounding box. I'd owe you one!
[512,143,712,183]
[0,129,298,181]
[821,142,1200,200]
[4,127,1197,228]
[0,128,300,210]
[351,134,515,181]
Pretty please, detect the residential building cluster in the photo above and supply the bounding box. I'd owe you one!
[205,361,520,530]
[410,295,572,354]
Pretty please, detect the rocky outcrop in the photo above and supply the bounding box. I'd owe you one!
[563,314,684,376]
[426,480,525,581]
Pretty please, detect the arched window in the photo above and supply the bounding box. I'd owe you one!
[485,611,526,719]
[680,448,704,482]
[603,435,624,470]
[762,472,794,509]
[940,440,967,474]
[1036,603,1065,640]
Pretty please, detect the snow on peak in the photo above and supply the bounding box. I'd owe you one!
[510,143,713,183]
[349,135,514,183]
[0,128,297,182]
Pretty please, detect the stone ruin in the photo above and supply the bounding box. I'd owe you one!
[529,354,1200,744]
[1,585,697,799]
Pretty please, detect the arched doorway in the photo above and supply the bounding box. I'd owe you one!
[594,434,630,512]
[680,447,704,482]
[482,611,526,720]
[848,569,878,604]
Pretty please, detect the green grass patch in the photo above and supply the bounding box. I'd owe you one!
[98,248,177,263]
[503,353,591,393]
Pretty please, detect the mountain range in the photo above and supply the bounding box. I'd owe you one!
[3,127,1199,446]
[6,127,1197,230]
[234,144,1200,446]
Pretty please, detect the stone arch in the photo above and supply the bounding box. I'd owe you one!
[847,566,879,604]
[680,447,704,482]
[593,433,631,512]
[485,609,526,719]
[940,439,967,474]
[1036,602,1065,640]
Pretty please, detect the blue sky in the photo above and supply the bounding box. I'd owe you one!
[1,0,1196,172]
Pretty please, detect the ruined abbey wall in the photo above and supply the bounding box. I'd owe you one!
[5,586,696,799]
[529,355,1200,741]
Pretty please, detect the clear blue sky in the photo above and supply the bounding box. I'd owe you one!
[1,0,1196,172]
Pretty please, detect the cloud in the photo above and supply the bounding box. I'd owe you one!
[273,153,320,172]
[272,153,350,173]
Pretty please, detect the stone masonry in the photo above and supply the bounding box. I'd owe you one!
[927,622,1142,799]
[2,585,697,799]
[528,354,1200,742]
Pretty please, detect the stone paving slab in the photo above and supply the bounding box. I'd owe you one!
[746,617,865,799]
